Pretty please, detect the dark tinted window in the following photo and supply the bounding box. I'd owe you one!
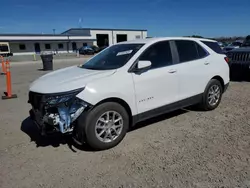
[58,43,63,49]
[175,40,199,63]
[139,41,172,69]
[201,41,224,54]
[19,44,26,50]
[196,44,208,58]
[0,45,9,52]
[45,44,51,50]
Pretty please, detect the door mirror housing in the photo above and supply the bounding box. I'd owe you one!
[137,60,152,70]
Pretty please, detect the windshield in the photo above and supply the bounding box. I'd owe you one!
[0,44,9,52]
[81,43,144,70]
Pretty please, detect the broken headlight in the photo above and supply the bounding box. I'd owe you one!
[42,88,90,134]
[45,88,84,106]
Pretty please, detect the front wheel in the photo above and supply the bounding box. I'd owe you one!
[200,79,223,111]
[76,102,129,150]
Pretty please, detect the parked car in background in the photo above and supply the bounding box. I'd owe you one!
[90,45,100,53]
[223,40,243,53]
[0,42,13,57]
[28,37,229,150]
[218,42,225,48]
[226,35,250,80]
[78,46,95,55]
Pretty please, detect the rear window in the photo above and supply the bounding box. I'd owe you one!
[196,43,208,58]
[201,41,224,54]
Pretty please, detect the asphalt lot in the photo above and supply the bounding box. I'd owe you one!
[0,59,250,188]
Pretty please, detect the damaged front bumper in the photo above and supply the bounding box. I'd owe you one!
[28,89,92,135]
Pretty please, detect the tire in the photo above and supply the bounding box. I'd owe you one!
[200,79,223,111]
[75,102,129,150]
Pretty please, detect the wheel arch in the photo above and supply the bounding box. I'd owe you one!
[211,75,225,92]
[94,97,133,127]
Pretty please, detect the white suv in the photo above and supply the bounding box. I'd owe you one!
[28,37,230,150]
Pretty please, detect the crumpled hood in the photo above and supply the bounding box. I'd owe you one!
[29,66,116,94]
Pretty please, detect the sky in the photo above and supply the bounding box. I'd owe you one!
[0,0,250,37]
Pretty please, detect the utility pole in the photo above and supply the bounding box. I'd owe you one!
[53,29,56,35]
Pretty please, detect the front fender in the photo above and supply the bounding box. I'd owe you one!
[76,85,137,116]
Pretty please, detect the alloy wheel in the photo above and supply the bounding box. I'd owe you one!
[95,111,123,143]
[208,85,221,106]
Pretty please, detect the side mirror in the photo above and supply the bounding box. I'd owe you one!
[137,60,152,69]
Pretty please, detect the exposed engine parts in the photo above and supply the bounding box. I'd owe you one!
[43,103,86,134]
[29,90,90,135]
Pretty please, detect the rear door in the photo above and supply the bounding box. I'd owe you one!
[172,40,211,100]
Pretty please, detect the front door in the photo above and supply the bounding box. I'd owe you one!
[34,43,40,53]
[132,41,179,114]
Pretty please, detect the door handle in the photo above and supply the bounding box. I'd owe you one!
[168,69,177,73]
[204,62,210,65]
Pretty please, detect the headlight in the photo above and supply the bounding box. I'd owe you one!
[47,95,73,105]
[45,88,84,106]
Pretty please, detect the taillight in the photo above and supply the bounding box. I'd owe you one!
[224,57,230,63]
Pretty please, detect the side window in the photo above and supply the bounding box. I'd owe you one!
[19,44,26,50]
[200,41,224,54]
[175,40,199,63]
[139,41,173,69]
[196,43,208,58]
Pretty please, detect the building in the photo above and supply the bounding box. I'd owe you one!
[0,28,147,56]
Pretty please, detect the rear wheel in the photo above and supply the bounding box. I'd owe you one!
[75,102,129,150]
[200,79,223,111]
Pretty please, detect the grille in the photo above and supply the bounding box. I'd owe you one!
[229,52,250,62]
[28,92,44,110]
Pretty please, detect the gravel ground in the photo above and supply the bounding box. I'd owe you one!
[0,60,250,188]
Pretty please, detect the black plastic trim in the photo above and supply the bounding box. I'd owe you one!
[132,94,203,125]
[224,83,229,93]
[169,40,180,64]
[29,87,85,98]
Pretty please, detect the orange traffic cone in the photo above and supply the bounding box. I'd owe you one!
[2,59,17,100]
